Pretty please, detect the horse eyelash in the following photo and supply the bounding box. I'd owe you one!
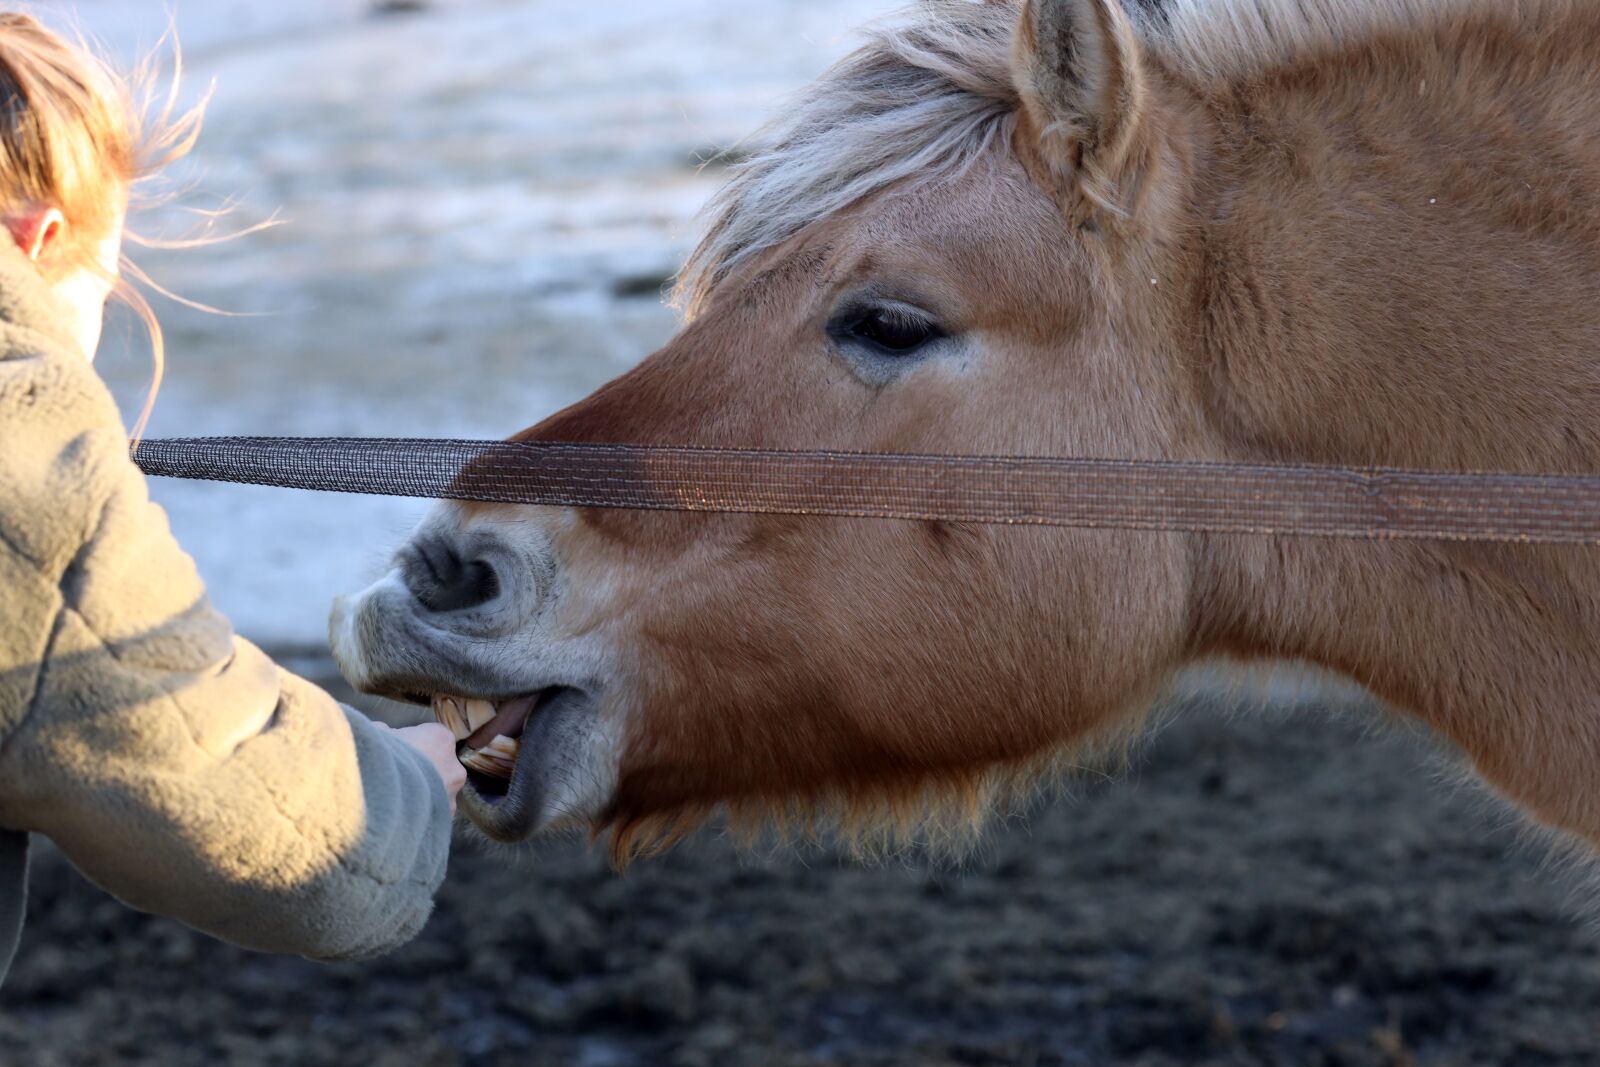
[831,301,940,336]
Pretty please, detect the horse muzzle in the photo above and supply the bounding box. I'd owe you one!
[329,504,618,841]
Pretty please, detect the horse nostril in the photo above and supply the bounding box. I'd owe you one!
[405,537,501,613]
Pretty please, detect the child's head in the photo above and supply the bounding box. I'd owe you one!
[0,13,203,427]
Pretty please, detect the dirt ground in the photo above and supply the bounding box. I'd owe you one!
[3,659,1596,1067]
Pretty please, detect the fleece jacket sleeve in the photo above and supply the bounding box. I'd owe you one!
[0,249,451,961]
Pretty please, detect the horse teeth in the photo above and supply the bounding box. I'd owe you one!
[462,698,497,734]
[459,734,520,779]
[431,694,472,739]
[432,695,500,740]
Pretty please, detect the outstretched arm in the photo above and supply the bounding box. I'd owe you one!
[0,267,456,960]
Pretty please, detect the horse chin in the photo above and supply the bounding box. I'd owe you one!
[451,687,614,843]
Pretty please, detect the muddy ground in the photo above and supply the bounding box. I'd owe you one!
[3,660,1596,1067]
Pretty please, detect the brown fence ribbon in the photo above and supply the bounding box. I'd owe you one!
[131,436,1600,544]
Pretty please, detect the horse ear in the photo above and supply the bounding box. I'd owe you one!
[1011,0,1149,214]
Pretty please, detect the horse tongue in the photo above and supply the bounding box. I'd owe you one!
[465,694,539,749]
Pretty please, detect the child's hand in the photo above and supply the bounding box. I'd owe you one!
[388,723,468,812]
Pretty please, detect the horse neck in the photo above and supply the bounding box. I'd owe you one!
[1190,533,1600,846]
[1176,14,1600,847]
[1183,5,1600,475]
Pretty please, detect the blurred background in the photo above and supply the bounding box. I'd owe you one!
[5,2,1598,1064]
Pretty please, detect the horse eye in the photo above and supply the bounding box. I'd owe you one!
[843,307,942,355]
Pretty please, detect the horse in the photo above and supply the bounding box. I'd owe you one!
[331,0,1600,865]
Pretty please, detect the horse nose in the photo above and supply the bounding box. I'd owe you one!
[402,535,501,613]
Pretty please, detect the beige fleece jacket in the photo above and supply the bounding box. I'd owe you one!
[0,244,450,982]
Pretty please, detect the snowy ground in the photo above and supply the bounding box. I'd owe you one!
[44,0,892,646]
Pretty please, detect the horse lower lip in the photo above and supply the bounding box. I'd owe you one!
[458,749,539,839]
[455,687,591,843]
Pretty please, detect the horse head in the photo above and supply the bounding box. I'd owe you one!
[333,0,1600,860]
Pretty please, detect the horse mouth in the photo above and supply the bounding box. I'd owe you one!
[427,686,593,842]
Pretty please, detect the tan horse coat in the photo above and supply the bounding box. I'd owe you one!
[334,0,1600,865]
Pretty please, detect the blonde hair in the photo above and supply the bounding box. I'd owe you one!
[0,12,206,438]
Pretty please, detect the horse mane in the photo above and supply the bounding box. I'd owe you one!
[1148,0,1570,84]
[674,0,1563,313]
[674,0,1019,312]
